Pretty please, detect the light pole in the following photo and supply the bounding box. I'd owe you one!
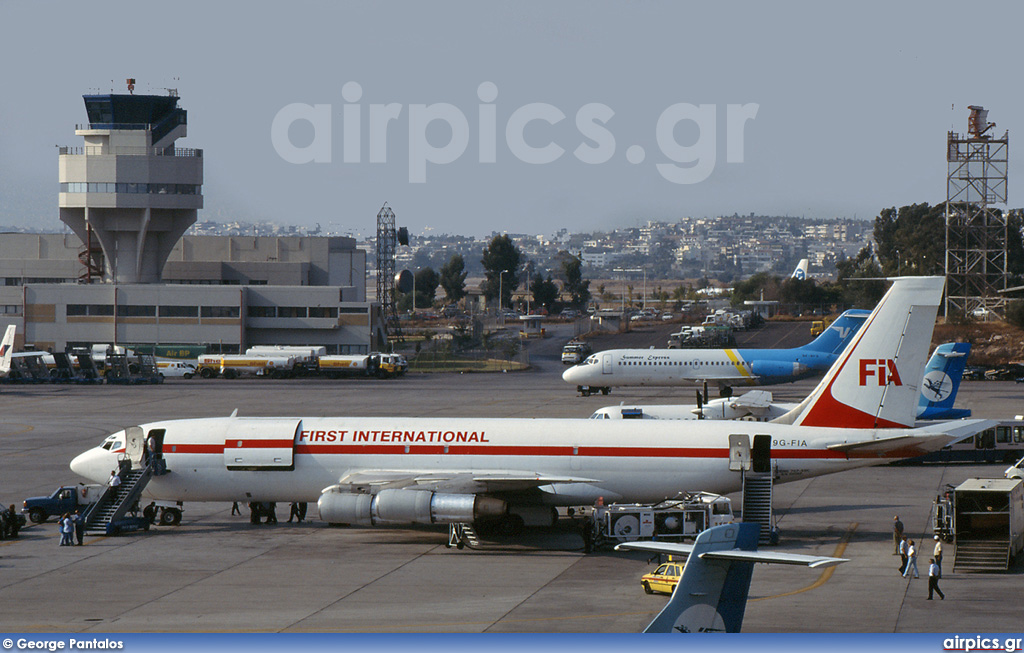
[896,249,900,277]
[498,270,508,326]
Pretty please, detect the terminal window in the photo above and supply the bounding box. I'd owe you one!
[308,307,338,318]
[117,305,156,317]
[160,305,198,318]
[247,306,275,318]
[276,307,306,318]
[67,304,113,317]
[201,306,240,318]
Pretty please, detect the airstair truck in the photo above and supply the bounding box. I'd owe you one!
[949,477,1024,572]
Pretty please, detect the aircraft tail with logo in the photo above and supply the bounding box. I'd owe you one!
[617,523,846,633]
[0,324,16,375]
[798,309,871,355]
[791,258,809,280]
[778,276,944,429]
[917,342,971,420]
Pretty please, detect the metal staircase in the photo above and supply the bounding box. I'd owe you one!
[742,472,774,545]
[84,463,154,534]
[447,522,481,549]
[953,539,1011,572]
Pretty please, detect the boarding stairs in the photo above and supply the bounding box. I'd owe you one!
[84,462,154,534]
[741,471,774,545]
[953,539,1011,572]
[447,522,481,550]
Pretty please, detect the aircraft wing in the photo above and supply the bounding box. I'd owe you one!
[826,419,999,456]
[332,469,599,494]
[730,390,774,409]
[615,540,846,568]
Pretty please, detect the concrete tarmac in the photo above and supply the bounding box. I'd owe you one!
[1,323,1022,632]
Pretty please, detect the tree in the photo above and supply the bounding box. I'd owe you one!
[872,203,945,276]
[558,252,591,309]
[480,235,521,308]
[414,267,439,308]
[530,273,559,312]
[835,244,886,309]
[439,254,468,304]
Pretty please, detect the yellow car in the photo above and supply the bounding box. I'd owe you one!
[641,561,682,595]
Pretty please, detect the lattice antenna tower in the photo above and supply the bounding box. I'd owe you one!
[945,105,1009,319]
[376,204,398,339]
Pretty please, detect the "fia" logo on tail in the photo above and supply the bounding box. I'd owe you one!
[858,359,903,386]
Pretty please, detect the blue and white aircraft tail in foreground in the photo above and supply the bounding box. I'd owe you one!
[563,309,870,394]
[617,523,846,633]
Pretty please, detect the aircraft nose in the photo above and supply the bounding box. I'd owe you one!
[70,448,106,482]
[562,366,579,382]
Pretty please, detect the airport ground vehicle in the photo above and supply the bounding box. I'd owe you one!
[561,340,593,365]
[196,354,298,379]
[22,485,104,523]
[157,360,196,379]
[376,353,408,377]
[587,493,734,551]
[936,477,1024,572]
[641,560,682,595]
[916,418,1024,464]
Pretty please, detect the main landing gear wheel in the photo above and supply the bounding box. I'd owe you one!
[159,508,182,526]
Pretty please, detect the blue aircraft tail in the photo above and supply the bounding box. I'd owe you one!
[917,342,971,420]
[799,309,870,355]
[616,524,847,633]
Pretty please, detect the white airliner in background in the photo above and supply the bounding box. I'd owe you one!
[562,309,869,395]
[70,277,990,536]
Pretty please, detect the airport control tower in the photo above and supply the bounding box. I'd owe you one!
[58,88,203,283]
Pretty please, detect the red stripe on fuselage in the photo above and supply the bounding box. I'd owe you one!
[163,442,852,460]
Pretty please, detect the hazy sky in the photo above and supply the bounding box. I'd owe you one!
[1,1,1021,238]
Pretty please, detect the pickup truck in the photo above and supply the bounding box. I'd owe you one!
[22,485,104,523]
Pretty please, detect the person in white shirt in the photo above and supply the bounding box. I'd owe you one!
[109,470,121,488]
[933,535,944,573]
[902,539,919,578]
[927,558,944,600]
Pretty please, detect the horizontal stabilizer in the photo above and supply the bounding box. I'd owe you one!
[615,540,846,568]
[825,419,998,456]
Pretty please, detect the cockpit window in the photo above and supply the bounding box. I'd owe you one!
[101,441,113,450]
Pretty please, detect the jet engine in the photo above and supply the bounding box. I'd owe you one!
[317,488,507,526]
[750,360,808,379]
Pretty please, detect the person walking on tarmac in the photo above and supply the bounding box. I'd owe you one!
[898,535,909,574]
[288,502,300,523]
[927,558,944,600]
[903,539,920,579]
[933,535,944,573]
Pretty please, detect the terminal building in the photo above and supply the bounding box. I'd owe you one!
[0,90,382,354]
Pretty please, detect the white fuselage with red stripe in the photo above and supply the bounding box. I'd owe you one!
[72,415,940,506]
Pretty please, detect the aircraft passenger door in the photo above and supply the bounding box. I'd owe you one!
[124,426,146,468]
[728,434,750,471]
[751,434,772,474]
[602,353,612,375]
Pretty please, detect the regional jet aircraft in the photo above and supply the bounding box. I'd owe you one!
[590,342,972,422]
[562,309,870,396]
[70,277,991,538]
